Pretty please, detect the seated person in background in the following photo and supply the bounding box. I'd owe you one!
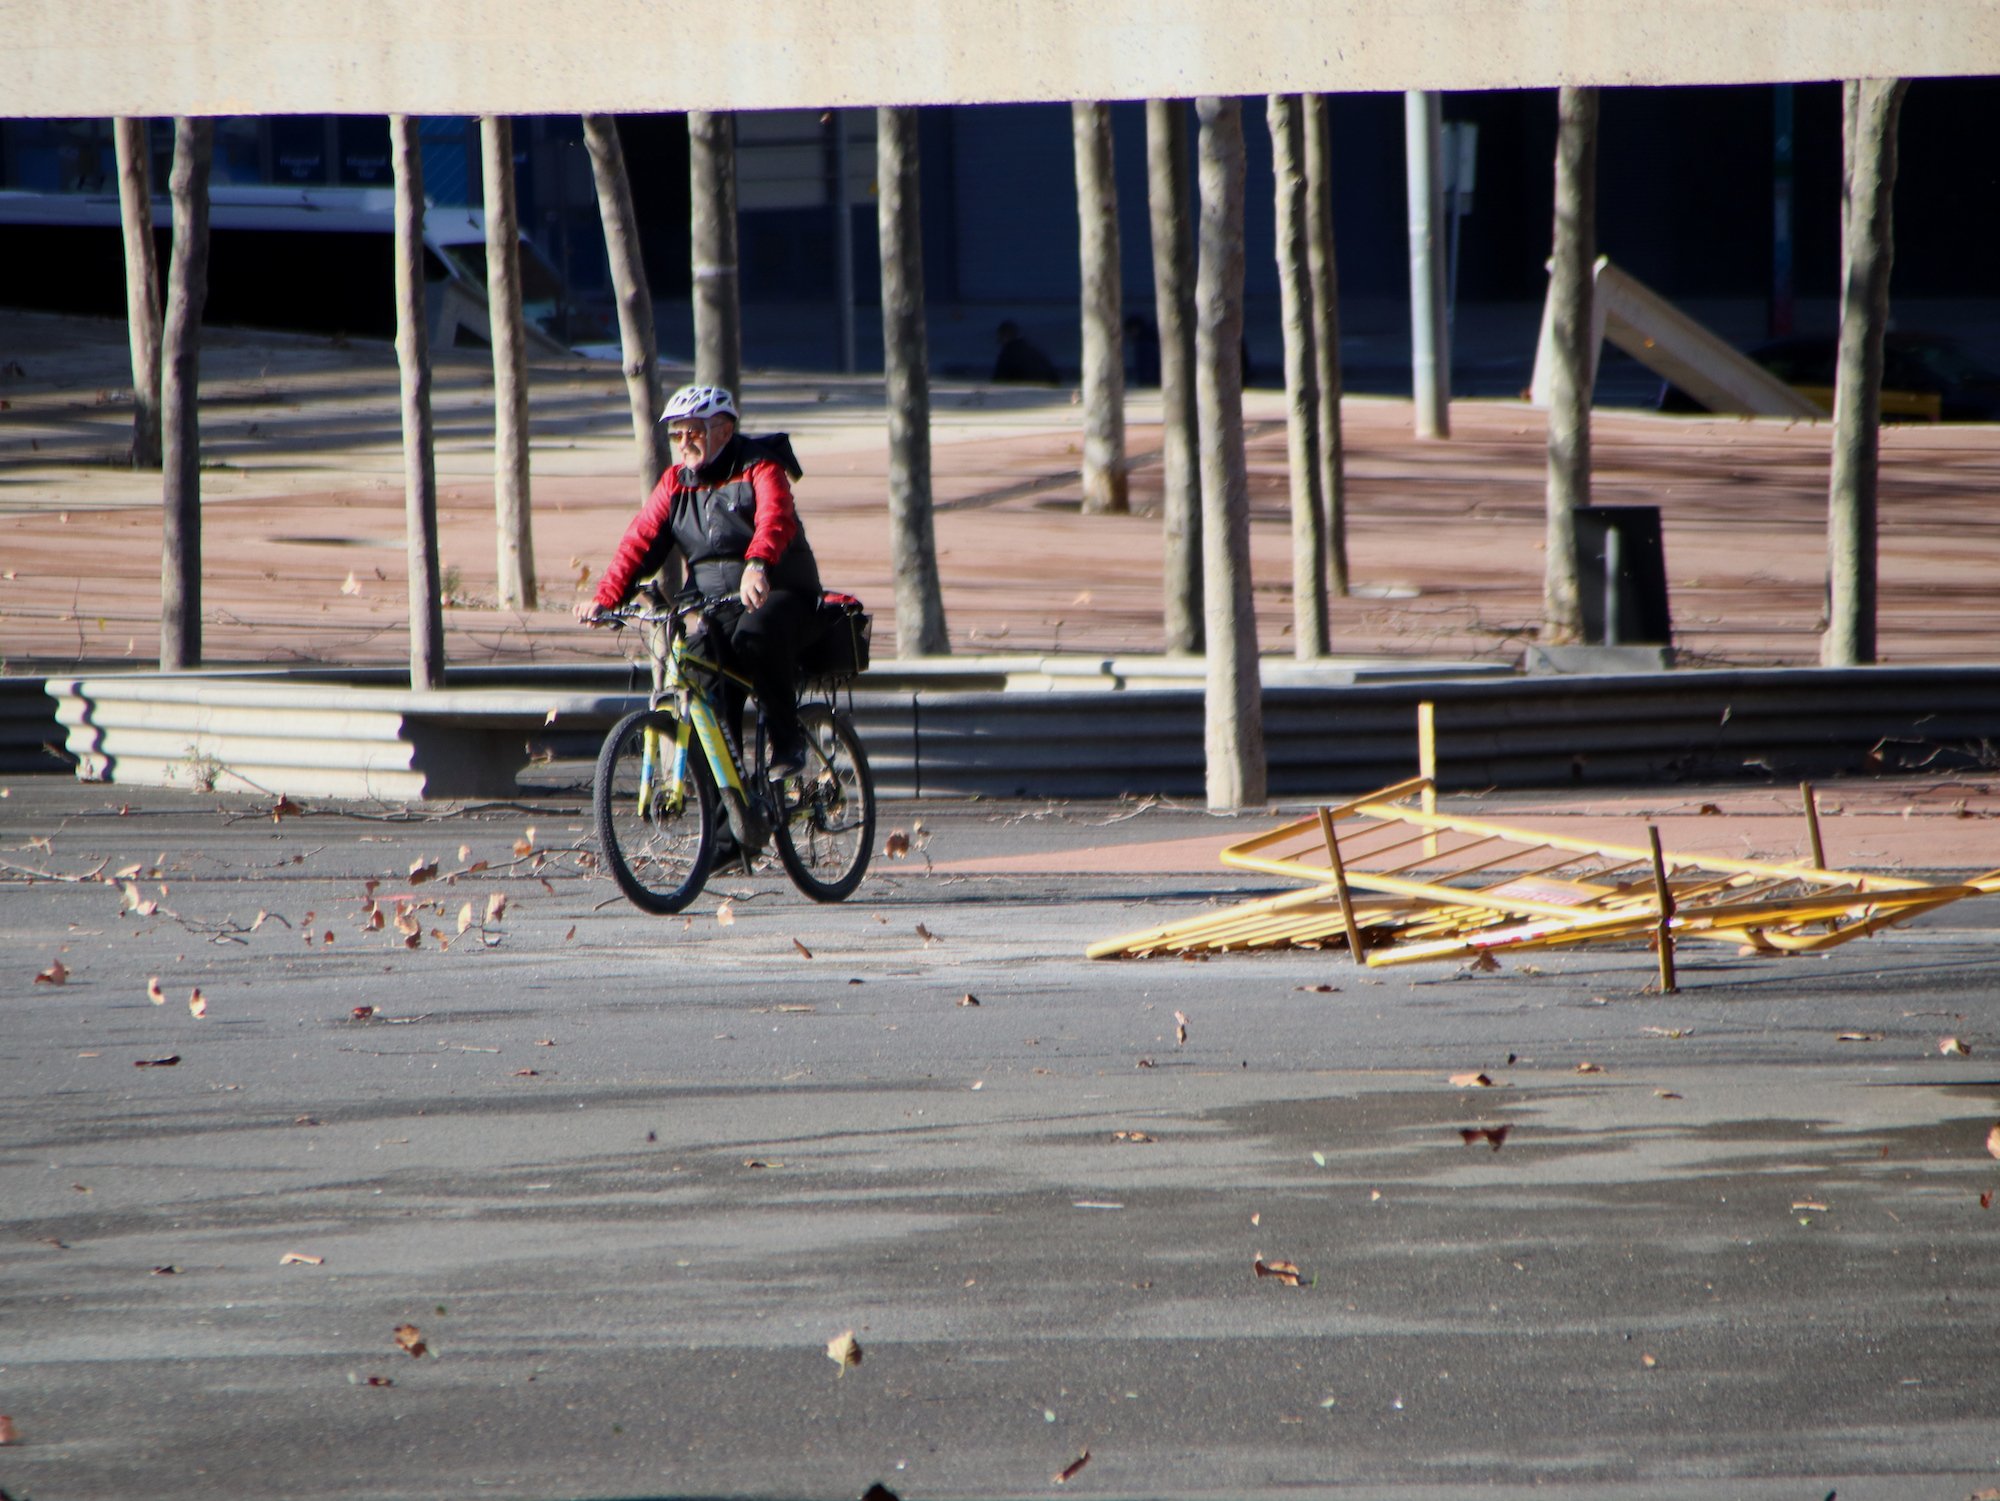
[573,383,819,777]
[992,320,1060,385]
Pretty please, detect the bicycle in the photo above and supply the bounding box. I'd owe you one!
[590,588,877,914]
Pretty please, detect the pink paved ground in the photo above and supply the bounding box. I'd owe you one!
[926,776,2000,875]
[4,310,2000,671]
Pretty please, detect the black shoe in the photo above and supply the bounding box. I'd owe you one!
[767,729,810,780]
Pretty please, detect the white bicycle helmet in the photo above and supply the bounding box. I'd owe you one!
[660,384,737,423]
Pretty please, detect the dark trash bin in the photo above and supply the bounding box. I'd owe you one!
[1573,506,1671,646]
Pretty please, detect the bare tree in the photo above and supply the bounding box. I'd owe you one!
[688,110,741,398]
[481,115,536,611]
[1823,78,1909,667]
[1302,94,1349,597]
[1195,97,1265,811]
[1073,101,1128,514]
[1267,95,1329,658]
[1405,90,1451,439]
[878,106,950,657]
[1542,85,1598,645]
[113,117,162,471]
[391,114,445,690]
[159,117,211,671]
[1146,99,1201,654]
[582,113,664,502]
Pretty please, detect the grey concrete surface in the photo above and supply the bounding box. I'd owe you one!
[4,777,2000,1501]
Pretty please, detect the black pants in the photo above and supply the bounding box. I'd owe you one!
[712,589,814,752]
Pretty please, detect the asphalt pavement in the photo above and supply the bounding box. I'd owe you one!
[5,774,2000,1500]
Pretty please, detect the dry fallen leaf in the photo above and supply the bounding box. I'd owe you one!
[0,1413,17,1444]
[1574,1061,1603,1074]
[1654,1089,1684,1099]
[271,796,302,821]
[513,828,537,857]
[716,900,736,926]
[133,1054,180,1068]
[1253,1256,1305,1287]
[512,1068,541,1078]
[1836,1031,1882,1043]
[1940,1036,1972,1057]
[1174,1010,1189,1046]
[792,937,814,959]
[393,1323,428,1358]
[34,959,69,985]
[408,857,438,885]
[279,1252,323,1266]
[457,901,475,935]
[957,993,980,1007]
[1459,1125,1511,1151]
[1697,802,1723,816]
[884,830,911,858]
[364,1375,394,1388]
[1295,983,1340,993]
[1987,1123,2000,1161]
[1640,1352,1658,1368]
[351,1005,376,1021]
[563,925,577,942]
[485,892,508,924]
[187,988,207,1019]
[915,923,936,943]
[147,976,166,1005]
[1463,951,1501,973]
[1112,1130,1155,1143]
[1981,1190,1994,1210]
[394,904,420,938]
[1449,1071,1494,1088]
[340,571,362,596]
[826,1328,863,1374]
[1054,1450,1091,1485]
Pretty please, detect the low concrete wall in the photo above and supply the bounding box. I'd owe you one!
[34,661,2000,803]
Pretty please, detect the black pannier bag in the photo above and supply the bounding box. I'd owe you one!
[799,591,872,681]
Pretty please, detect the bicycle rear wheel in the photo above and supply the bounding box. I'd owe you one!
[593,708,717,914]
[772,704,876,902]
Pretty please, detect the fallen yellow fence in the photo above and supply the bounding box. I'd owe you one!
[1089,777,2000,985]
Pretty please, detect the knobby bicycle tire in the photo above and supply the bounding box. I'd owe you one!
[772,704,876,902]
[593,708,718,914]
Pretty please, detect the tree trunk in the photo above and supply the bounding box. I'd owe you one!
[877,106,950,657]
[1147,99,1201,655]
[113,117,162,471]
[391,114,445,690]
[583,113,664,503]
[1195,97,1265,811]
[1267,95,1329,658]
[1542,85,1598,646]
[1303,94,1349,597]
[1072,101,1128,515]
[688,110,741,398]
[1404,90,1450,439]
[159,116,211,671]
[1823,78,1908,667]
[481,115,536,611]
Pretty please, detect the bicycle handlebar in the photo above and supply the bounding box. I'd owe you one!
[596,589,742,628]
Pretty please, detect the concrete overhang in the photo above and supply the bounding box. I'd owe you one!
[3,1,1996,118]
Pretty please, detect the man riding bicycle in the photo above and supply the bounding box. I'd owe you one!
[574,383,820,778]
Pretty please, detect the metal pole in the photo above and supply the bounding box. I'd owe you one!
[1647,824,1678,994]
[831,108,857,373]
[1404,90,1450,439]
[1603,521,1622,646]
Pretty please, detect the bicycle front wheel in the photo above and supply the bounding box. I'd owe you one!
[773,704,876,902]
[593,708,717,914]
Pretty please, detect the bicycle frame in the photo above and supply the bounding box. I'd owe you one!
[613,596,764,835]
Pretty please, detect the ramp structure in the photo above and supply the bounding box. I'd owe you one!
[1530,257,1825,419]
[1089,777,2000,981]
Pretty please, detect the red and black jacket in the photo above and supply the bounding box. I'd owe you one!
[594,433,820,606]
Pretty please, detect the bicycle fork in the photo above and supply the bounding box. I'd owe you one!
[686,694,770,861]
